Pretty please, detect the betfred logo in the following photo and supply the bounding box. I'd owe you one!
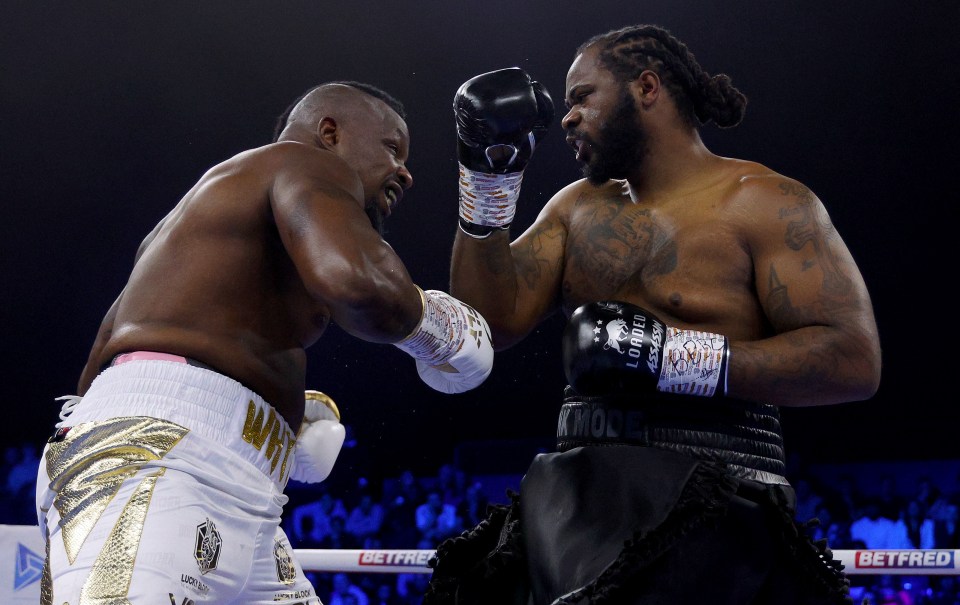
[358,550,432,567]
[855,550,955,569]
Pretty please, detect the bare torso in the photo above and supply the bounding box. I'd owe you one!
[454,143,877,405]
[557,160,768,339]
[88,145,333,430]
[509,154,881,408]
[528,155,842,348]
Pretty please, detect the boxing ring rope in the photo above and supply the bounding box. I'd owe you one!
[2,525,957,580]
[0,527,955,605]
[4,523,960,605]
[294,548,960,576]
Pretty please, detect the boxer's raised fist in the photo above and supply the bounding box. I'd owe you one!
[563,301,730,398]
[454,67,554,174]
[454,68,554,238]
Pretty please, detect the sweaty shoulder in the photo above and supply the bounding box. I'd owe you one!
[254,141,363,202]
[541,177,628,220]
[716,158,830,254]
[721,159,809,208]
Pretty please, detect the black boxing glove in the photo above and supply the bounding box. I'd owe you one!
[563,301,730,398]
[453,67,554,238]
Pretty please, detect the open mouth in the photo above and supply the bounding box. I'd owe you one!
[384,184,403,214]
[567,136,587,162]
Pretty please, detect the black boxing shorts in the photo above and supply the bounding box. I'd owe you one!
[424,446,851,605]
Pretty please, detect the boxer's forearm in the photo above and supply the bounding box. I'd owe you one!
[450,230,528,349]
[449,67,554,351]
[329,278,423,345]
[726,326,880,407]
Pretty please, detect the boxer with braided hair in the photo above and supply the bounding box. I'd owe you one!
[425,24,880,604]
[579,24,747,130]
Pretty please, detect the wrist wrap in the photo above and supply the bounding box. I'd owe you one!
[394,287,464,365]
[457,163,523,238]
[656,327,729,397]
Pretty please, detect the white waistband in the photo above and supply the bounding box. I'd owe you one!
[66,360,295,491]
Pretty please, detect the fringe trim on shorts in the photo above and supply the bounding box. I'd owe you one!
[422,490,527,605]
[764,485,853,604]
[422,460,854,605]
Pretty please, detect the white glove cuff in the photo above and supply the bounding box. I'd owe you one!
[291,390,345,484]
[457,163,523,228]
[304,390,340,422]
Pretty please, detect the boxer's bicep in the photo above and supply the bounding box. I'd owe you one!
[750,178,871,334]
[747,177,881,400]
[272,171,420,343]
[712,176,878,405]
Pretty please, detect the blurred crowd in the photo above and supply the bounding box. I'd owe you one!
[5,439,960,605]
[783,461,960,605]
[280,461,492,605]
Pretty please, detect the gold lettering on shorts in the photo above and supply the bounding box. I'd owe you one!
[241,400,293,474]
[278,438,294,483]
[265,418,285,464]
[242,400,275,449]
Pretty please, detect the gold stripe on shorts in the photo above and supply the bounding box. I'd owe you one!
[45,417,188,564]
[80,468,164,605]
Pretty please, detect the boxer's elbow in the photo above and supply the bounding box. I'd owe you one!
[854,344,882,402]
[836,332,882,403]
[332,296,418,344]
[484,316,536,352]
[842,371,880,404]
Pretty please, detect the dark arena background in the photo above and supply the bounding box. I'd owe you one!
[2,2,958,599]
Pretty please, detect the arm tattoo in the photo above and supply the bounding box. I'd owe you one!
[515,219,563,290]
[777,182,853,303]
[481,243,514,277]
[765,266,796,321]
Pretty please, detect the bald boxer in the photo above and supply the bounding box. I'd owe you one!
[36,81,493,605]
[425,25,880,605]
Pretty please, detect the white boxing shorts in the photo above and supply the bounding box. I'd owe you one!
[35,357,322,605]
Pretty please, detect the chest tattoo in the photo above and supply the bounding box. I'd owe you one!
[567,199,676,294]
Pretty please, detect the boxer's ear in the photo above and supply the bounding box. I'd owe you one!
[317,117,339,148]
[633,70,661,108]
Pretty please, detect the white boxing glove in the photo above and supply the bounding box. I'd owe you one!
[394,287,494,394]
[289,390,345,484]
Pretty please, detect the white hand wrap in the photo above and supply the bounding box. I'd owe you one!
[289,390,345,484]
[656,327,729,397]
[458,163,523,236]
[394,287,494,394]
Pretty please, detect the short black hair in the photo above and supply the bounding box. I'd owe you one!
[272,81,407,142]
